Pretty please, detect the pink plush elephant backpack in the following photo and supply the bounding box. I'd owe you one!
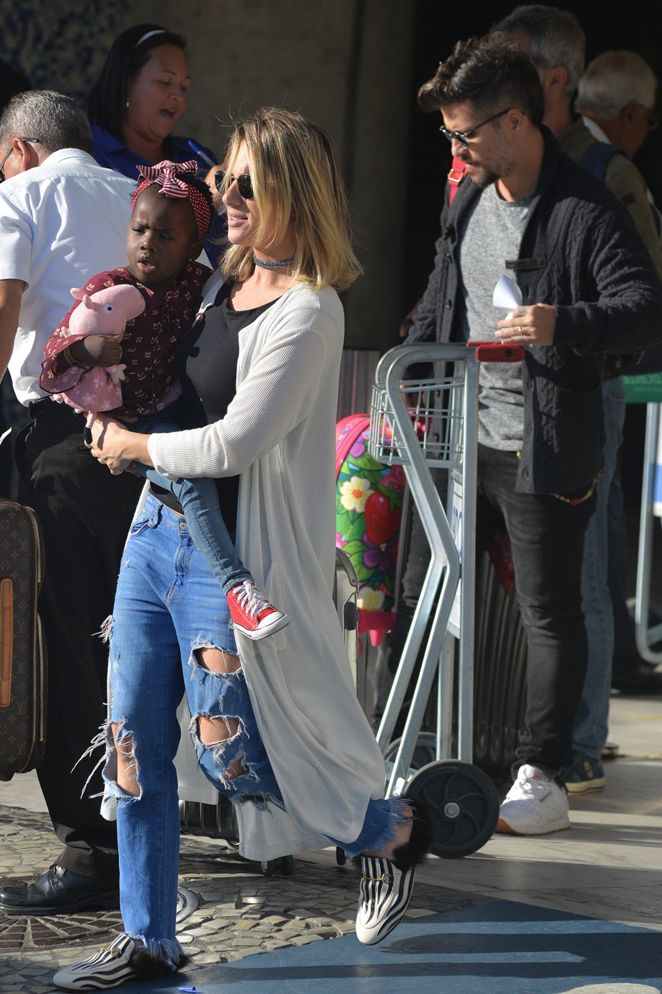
[48,284,146,422]
[335,415,404,646]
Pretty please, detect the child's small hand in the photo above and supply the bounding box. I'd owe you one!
[68,334,123,367]
[89,414,134,475]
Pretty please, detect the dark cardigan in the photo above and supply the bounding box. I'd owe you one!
[408,126,662,494]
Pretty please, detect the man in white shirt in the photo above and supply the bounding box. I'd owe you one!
[0,91,143,914]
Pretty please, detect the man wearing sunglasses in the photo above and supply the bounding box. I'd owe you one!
[495,7,662,794]
[0,91,142,915]
[404,35,662,836]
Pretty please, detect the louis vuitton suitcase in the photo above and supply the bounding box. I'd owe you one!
[0,497,47,780]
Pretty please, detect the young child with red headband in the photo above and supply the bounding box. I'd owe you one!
[40,160,288,640]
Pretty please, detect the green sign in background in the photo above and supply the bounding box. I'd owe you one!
[622,373,662,403]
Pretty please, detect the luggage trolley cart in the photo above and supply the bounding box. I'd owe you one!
[634,402,662,662]
[369,341,522,858]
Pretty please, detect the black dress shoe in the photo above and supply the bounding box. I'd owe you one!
[612,663,662,695]
[0,864,119,915]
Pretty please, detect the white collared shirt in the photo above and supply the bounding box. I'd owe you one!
[582,116,611,144]
[0,148,135,404]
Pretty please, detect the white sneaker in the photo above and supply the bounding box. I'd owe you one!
[496,764,571,835]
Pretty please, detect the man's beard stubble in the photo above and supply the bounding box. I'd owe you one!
[465,149,516,192]
[469,167,499,190]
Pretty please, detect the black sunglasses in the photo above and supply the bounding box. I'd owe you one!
[214,169,254,200]
[439,108,512,148]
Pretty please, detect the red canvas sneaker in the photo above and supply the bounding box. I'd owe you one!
[227,581,290,641]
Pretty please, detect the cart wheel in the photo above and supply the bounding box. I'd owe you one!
[335,846,347,866]
[405,760,499,859]
[260,855,294,876]
[384,732,437,774]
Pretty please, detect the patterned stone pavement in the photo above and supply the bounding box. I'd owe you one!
[0,806,484,992]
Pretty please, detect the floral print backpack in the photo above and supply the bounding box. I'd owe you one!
[335,415,404,646]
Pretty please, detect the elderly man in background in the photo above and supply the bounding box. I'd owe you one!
[577,50,658,161]
[575,50,662,693]
[495,5,662,799]
[0,91,142,914]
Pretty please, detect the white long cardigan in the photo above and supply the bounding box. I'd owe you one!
[148,273,386,860]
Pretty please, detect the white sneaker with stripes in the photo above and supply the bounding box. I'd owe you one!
[53,934,139,991]
[355,855,416,945]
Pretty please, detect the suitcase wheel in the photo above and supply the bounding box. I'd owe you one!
[260,854,294,876]
[405,760,499,859]
[344,602,358,631]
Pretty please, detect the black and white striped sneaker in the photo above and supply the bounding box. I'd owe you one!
[53,934,139,991]
[355,854,416,945]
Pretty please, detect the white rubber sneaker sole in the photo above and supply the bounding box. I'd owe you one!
[496,813,571,835]
[232,612,291,641]
[564,776,605,795]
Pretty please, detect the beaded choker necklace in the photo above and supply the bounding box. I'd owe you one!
[253,255,295,269]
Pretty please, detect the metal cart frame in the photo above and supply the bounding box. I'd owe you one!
[369,342,520,856]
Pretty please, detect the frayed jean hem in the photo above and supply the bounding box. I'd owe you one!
[326,797,412,857]
[128,934,183,970]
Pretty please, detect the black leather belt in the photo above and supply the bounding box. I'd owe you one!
[28,398,81,419]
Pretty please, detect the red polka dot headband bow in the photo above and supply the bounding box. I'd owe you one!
[132,159,212,239]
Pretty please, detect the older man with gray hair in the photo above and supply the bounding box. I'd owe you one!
[0,90,141,914]
[577,50,658,160]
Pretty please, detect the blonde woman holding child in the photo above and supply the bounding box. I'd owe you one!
[53,108,431,992]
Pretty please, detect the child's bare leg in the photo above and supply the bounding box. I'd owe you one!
[195,647,246,780]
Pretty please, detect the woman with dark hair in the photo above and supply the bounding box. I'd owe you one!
[88,24,213,175]
[52,107,431,992]
[88,24,224,263]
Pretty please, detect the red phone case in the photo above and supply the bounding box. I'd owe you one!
[468,341,525,363]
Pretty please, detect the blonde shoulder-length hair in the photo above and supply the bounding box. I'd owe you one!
[219,108,362,292]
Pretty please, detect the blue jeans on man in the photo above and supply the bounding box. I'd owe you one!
[571,377,626,768]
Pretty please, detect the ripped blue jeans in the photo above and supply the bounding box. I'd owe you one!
[104,493,405,962]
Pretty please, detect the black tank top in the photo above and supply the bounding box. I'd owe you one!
[151,283,278,528]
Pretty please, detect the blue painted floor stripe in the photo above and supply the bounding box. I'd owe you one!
[121,899,662,994]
